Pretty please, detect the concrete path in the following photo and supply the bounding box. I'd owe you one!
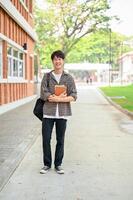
[0,97,40,191]
[0,84,133,200]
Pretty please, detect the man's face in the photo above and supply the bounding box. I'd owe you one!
[52,56,64,70]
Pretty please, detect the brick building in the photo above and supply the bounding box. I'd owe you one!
[118,51,133,83]
[0,0,37,105]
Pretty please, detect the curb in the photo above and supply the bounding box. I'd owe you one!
[0,95,37,115]
[98,88,133,119]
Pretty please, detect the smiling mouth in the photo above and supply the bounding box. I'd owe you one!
[56,64,61,66]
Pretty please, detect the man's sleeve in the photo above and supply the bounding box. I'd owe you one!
[40,73,51,101]
[68,75,77,101]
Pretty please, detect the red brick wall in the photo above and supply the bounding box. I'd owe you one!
[0,8,28,47]
[0,15,35,81]
[10,0,33,27]
[0,4,35,105]
[0,83,29,105]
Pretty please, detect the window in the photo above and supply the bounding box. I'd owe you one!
[8,57,12,77]
[0,41,2,78]
[18,53,24,77]
[7,46,24,78]
[13,59,18,77]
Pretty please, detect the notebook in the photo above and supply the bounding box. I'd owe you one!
[54,85,67,96]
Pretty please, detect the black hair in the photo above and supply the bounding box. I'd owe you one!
[51,50,65,60]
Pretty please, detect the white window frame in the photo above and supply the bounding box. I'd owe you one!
[0,41,2,79]
[19,0,28,12]
[18,52,24,78]
[7,45,25,80]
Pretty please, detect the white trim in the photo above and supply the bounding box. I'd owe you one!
[0,95,37,115]
[0,79,7,83]
[7,78,28,83]
[30,54,34,57]
[0,79,28,83]
[24,49,27,54]
[0,33,27,52]
[19,0,28,12]
[30,13,33,19]
[29,80,34,83]
[0,0,37,41]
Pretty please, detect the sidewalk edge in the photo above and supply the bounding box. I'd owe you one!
[97,87,133,119]
[0,95,37,115]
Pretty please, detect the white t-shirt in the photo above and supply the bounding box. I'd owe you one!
[43,72,69,119]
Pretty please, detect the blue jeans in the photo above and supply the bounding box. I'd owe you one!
[42,118,67,167]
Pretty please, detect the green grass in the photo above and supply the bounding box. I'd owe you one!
[100,84,133,112]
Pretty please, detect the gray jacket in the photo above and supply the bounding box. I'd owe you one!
[40,70,77,117]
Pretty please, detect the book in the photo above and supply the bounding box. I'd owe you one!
[54,85,67,96]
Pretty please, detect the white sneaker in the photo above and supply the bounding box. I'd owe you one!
[55,166,65,174]
[40,166,50,174]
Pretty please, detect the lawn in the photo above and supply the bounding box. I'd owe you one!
[100,84,133,112]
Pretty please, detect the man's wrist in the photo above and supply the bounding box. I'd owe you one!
[58,96,74,102]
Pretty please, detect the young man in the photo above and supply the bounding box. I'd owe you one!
[40,50,77,174]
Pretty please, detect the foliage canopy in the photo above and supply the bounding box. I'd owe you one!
[34,0,111,67]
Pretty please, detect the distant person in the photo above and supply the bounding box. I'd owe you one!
[86,75,90,84]
[86,77,89,84]
[40,50,77,174]
[86,75,93,85]
[90,77,92,85]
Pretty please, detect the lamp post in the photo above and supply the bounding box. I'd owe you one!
[120,42,123,85]
[108,27,112,86]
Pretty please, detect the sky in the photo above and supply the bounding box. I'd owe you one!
[110,0,133,36]
[36,0,133,36]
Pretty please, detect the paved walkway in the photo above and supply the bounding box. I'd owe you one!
[0,84,133,200]
[0,97,41,191]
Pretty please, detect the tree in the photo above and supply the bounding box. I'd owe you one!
[66,30,133,68]
[34,0,112,67]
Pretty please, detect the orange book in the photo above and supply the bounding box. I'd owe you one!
[54,85,67,96]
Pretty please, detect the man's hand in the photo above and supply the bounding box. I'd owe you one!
[48,92,74,103]
[48,92,67,102]
[58,92,67,98]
